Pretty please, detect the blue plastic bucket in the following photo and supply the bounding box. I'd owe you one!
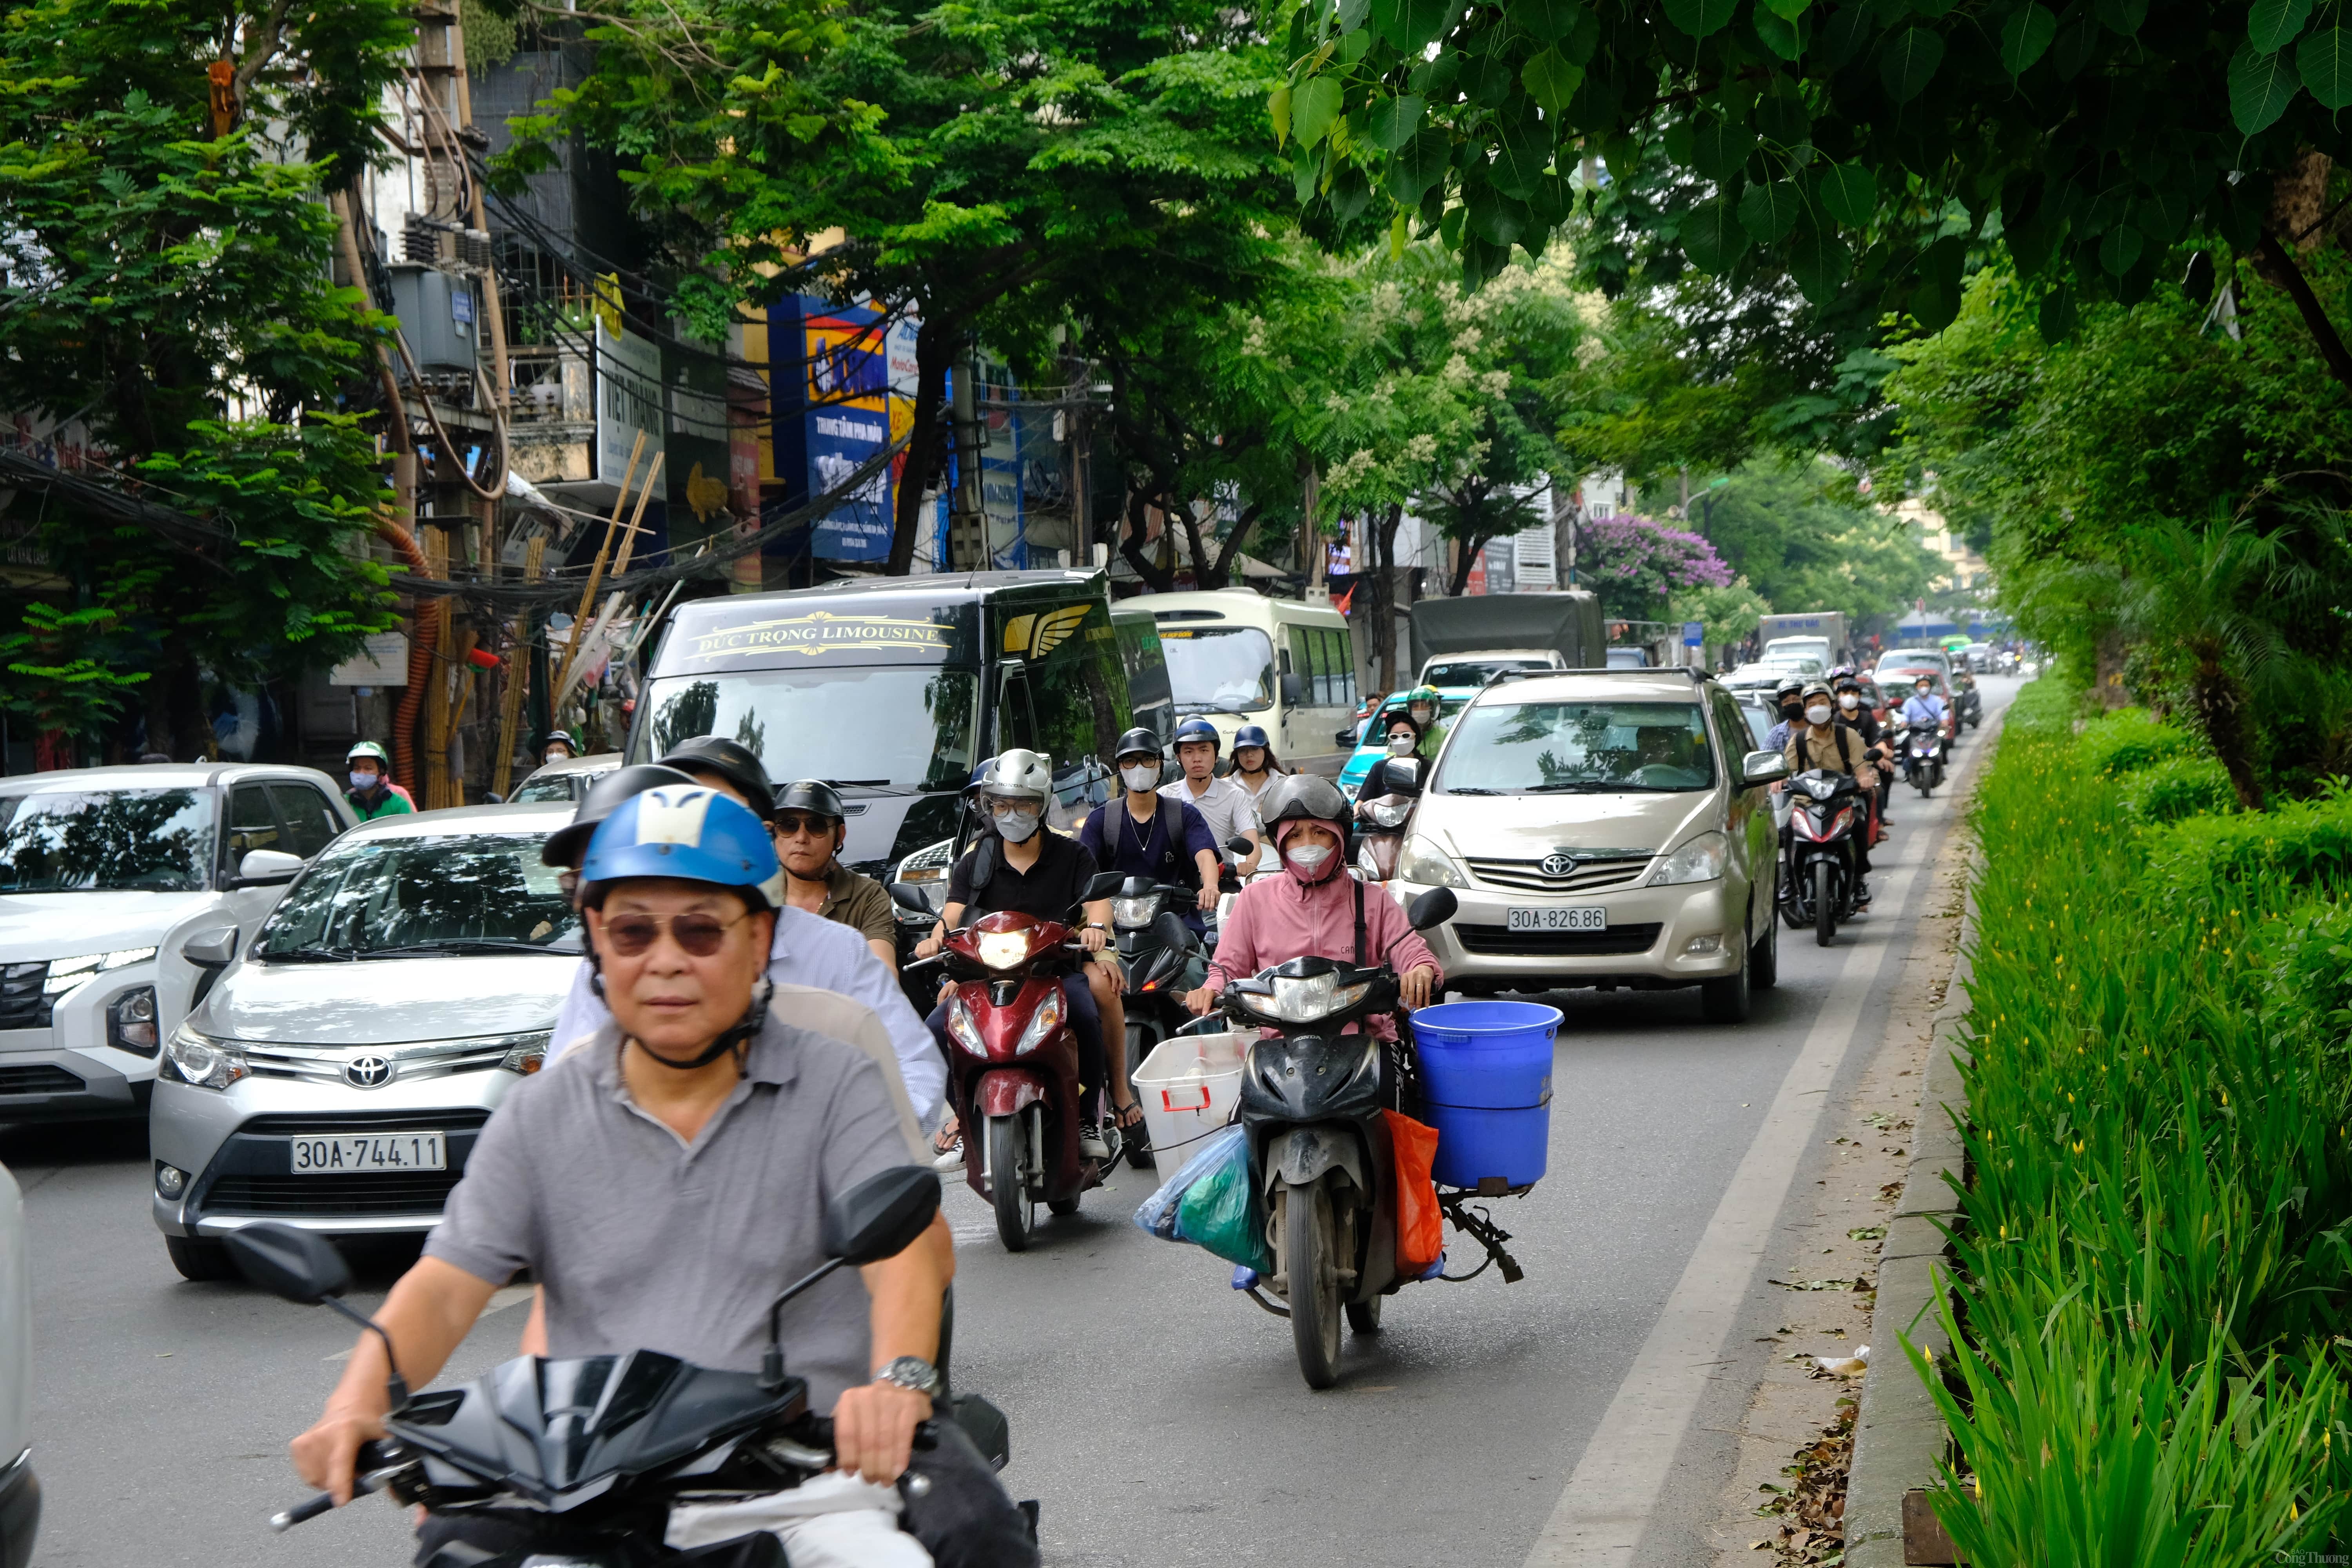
[1411,1000,1559,1190]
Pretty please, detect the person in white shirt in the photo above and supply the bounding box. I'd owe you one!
[1160,717,1263,878]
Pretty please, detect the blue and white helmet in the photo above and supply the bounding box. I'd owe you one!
[580,786,784,910]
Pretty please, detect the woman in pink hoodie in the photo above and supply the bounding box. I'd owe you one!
[1183,776,1442,1034]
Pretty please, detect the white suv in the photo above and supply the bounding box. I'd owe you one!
[1392,670,1788,1021]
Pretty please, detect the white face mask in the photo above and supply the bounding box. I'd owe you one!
[994,807,1041,843]
[350,770,378,791]
[1387,734,1416,756]
[1838,693,1859,711]
[1120,763,1160,793]
[1806,704,1833,726]
[1285,843,1333,873]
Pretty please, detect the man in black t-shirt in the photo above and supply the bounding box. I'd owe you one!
[912,750,1133,1167]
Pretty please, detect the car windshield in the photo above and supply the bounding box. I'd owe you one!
[1422,659,1549,688]
[1435,701,1717,794]
[640,666,980,792]
[0,788,214,892]
[1160,626,1275,714]
[258,832,581,958]
[508,773,581,804]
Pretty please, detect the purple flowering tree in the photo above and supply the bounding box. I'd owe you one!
[1576,514,1733,621]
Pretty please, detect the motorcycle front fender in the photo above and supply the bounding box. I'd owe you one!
[976,1070,1049,1118]
[1264,1124,1368,1194]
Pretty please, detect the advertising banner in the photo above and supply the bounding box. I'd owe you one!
[595,319,664,490]
[770,297,902,563]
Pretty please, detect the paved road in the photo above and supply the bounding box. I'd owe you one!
[11,678,2014,1568]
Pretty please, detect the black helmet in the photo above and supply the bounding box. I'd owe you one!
[775,779,846,821]
[1259,773,1350,828]
[541,763,698,867]
[1113,727,1162,764]
[657,736,775,818]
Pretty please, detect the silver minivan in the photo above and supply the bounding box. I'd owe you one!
[149,804,580,1280]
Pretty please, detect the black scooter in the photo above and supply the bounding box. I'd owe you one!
[1900,717,1946,796]
[233,1168,1025,1568]
[1781,768,1869,947]
[1112,877,1209,1169]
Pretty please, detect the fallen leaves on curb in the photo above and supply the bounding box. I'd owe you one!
[1757,1394,1856,1566]
[1771,1277,1874,1292]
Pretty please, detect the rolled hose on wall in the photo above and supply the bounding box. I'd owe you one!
[376,513,436,795]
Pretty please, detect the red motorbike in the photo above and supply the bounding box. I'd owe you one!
[917,894,1124,1252]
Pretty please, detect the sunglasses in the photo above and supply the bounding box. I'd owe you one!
[772,812,839,837]
[599,909,751,958]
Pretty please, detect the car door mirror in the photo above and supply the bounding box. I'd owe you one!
[1740,750,1791,789]
[183,928,238,967]
[820,1165,942,1266]
[1280,672,1305,705]
[1406,887,1457,931]
[226,1221,353,1305]
[230,849,304,889]
[1336,726,1357,747]
[886,882,933,916]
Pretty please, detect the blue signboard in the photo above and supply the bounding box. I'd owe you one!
[769,297,900,563]
[1682,620,1704,646]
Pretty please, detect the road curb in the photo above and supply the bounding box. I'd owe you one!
[1843,720,1994,1568]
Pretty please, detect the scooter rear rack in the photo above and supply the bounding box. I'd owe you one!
[1435,1185,1530,1283]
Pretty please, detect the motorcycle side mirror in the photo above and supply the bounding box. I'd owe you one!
[226,1223,410,1409]
[1384,758,1423,796]
[763,1166,941,1392]
[1082,871,1124,902]
[886,882,933,916]
[1224,834,1254,857]
[1152,909,1192,952]
[1406,887,1458,931]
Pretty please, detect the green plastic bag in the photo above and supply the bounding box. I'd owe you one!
[1172,1124,1273,1273]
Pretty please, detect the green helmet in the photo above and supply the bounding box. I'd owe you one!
[1405,684,1441,708]
[346,741,390,766]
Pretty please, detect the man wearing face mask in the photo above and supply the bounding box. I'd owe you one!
[1832,674,1892,838]
[1784,680,1881,903]
[1080,728,1221,931]
[1182,775,1442,1025]
[1764,678,1806,752]
[343,741,415,820]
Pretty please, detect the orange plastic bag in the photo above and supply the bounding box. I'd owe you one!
[1383,1110,1443,1276]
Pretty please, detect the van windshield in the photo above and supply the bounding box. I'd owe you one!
[642,667,981,792]
[1434,701,1716,794]
[1160,626,1274,715]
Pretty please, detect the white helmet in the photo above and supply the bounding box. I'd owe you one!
[973,748,1053,806]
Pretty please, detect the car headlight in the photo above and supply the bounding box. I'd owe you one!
[976,929,1033,971]
[1363,799,1410,828]
[500,1031,551,1075]
[1112,893,1161,930]
[44,945,157,997]
[1397,836,1465,888]
[946,993,987,1056]
[1014,985,1064,1054]
[1645,831,1728,887]
[162,1024,247,1091]
[107,987,159,1055]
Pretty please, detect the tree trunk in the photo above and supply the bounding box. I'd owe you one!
[1177,498,1217,589]
[886,316,955,576]
[1210,503,1267,588]
[1120,493,1175,593]
[2190,653,2265,811]
[2251,230,2352,397]
[1446,530,1496,596]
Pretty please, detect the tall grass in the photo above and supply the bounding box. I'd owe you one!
[1922,676,2352,1563]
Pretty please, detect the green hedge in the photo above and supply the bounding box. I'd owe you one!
[2078,707,2201,777]
[1919,676,2352,1564]
[2116,755,2237,825]
[2140,783,2352,909]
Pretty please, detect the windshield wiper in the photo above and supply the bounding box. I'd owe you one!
[358,939,576,958]
[822,779,914,796]
[1521,782,1615,793]
[260,946,357,963]
[1174,701,1253,715]
[1442,786,1505,795]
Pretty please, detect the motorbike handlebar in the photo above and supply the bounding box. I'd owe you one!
[270,1439,400,1533]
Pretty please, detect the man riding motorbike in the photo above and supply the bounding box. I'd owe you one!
[775,779,899,971]
[1400,686,1447,759]
[343,741,415,820]
[915,750,1135,1166]
[1901,673,1949,735]
[1162,717,1263,880]
[1079,728,1220,931]
[1783,681,1883,907]
[1764,678,1806,752]
[287,786,992,1567]
[1182,775,1443,1027]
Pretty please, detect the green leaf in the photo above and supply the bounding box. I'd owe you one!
[2098,223,2144,275]
[1662,0,1737,39]
[1387,126,1453,204]
[1370,0,1462,53]
[1738,179,1803,242]
[1523,47,1585,113]
[1818,161,1878,228]
[1365,94,1426,150]
[2038,281,2077,341]
[2000,4,2058,74]
[1690,119,1758,183]
[2229,42,2302,134]
[1269,84,1292,146]
[1879,27,1945,102]
[1681,196,1751,273]
[1761,0,1809,18]
[1292,77,1345,149]
[1491,116,1553,196]
[1332,167,1373,224]
[2250,0,2313,53]
[1786,221,1850,305]
[1338,0,1373,29]
[2094,0,2147,34]
[2300,25,2352,108]
[1753,8,1807,59]
[1465,185,1531,246]
[1504,0,1585,44]
[1562,4,1601,61]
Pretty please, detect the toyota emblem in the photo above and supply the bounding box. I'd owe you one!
[344,1054,394,1089]
[1539,853,1577,878]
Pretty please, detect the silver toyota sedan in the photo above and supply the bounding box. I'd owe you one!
[148,803,581,1281]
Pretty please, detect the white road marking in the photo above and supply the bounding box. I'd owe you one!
[1520,857,1924,1566]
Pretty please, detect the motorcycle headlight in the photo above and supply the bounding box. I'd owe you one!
[1363,800,1410,829]
[976,929,1033,971]
[1257,971,1372,1024]
[1014,986,1064,1055]
[1396,836,1466,889]
[1112,894,1161,930]
[1798,776,1837,800]
[1644,831,1727,887]
[499,1030,552,1075]
[162,1024,248,1091]
[946,994,987,1057]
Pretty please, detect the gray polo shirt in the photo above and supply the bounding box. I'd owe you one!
[425,1011,911,1411]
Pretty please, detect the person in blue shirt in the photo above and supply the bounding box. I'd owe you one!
[1763,677,1806,753]
[1900,674,1949,731]
[1080,727,1221,933]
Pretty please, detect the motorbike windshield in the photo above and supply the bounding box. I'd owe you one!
[1160,626,1275,715]
[0,787,215,892]
[256,832,582,958]
[638,667,980,793]
[1433,701,1717,794]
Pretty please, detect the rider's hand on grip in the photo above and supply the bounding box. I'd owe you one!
[292,1399,388,1506]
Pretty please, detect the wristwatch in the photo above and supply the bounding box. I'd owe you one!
[873,1356,942,1399]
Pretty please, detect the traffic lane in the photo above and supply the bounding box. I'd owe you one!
[7,1121,537,1568]
[943,764,1972,1567]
